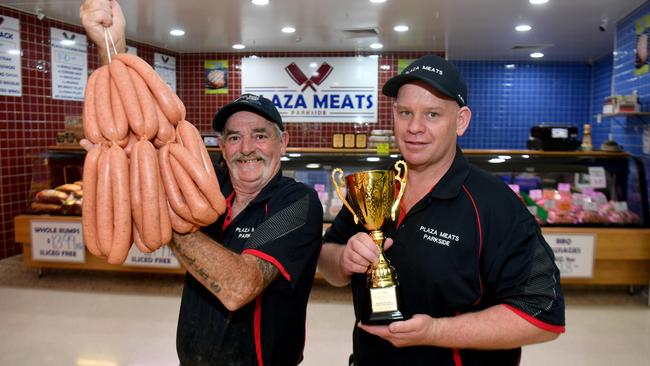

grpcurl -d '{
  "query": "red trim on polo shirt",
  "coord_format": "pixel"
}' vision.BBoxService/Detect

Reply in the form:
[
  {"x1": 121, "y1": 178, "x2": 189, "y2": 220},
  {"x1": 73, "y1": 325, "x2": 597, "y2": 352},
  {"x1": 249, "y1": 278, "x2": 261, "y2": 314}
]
[
  {"x1": 503, "y1": 304, "x2": 566, "y2": 333},
  {"x1": 243, "y1": 249, "x2": 291, "y2": 282},
  {"x1": 222, "y1": 192, "x2": 235, "y2": 231},
  {"x1": 462, "y1": 185, "x2": 484, "y2": 306},
  {"x1": 453, "y1": 348, "x2": 463, "y2": 366},
  {"x1": 254, "y1": 295, "x2": 264, "y2": 366}
]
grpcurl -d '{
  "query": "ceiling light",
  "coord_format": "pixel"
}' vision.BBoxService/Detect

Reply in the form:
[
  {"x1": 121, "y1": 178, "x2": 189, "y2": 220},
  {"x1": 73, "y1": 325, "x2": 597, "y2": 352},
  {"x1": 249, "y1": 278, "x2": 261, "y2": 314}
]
[
  {"x1": 252, "y1": 0, "x2": 269, "y2": 5},
  {"x1": 369, "y1": 0, "x2": 387, "y2": 3},
  {"x1": 232, "y1": 44, "x2": 246, "y2": 49},
  {"x1": 529, "y1": 0, "x2": 548, "y2": 4},
  {"x1": 370, "y1": 43, "x2": 383, "y2": 49},
  {"x1": 169, "y1": 29, "x2": 185, "y2": 36},
  {"x1": 60, "y1": 39, "x2": 75, "y2": 46},
  {"x1": 530, "y1": 52, "x2": 544, "y2": 58},
  {"x1": 281, "y1": 26, "x2": 296, "y2": 33},
  {"x1": 394, "y1": 25, "x2": 409, "y2": 32},
  {"x1": 515, "y1": 24, "x2": 531, "y2": 32}
]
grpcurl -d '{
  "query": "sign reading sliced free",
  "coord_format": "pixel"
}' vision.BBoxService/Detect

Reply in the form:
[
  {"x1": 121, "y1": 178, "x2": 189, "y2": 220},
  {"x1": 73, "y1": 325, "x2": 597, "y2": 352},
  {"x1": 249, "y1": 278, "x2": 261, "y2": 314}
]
[{"x1": 31, "y1": 220, "x2": 85, "y2": 263}]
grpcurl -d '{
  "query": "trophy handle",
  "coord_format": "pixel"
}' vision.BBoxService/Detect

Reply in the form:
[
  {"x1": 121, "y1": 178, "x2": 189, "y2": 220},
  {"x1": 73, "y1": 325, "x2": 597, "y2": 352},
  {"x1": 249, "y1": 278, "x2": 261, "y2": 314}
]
[
  {"x1": 331, "y1": 168, "x2": 359, "y2": 225},
  {"x1": 390, "y1": 160, "x2": 408, "y2": 221}
]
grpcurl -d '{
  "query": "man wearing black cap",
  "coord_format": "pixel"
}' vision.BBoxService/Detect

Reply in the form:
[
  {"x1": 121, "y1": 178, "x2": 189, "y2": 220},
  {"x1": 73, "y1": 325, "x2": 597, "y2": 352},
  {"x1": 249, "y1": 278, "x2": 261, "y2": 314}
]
[
  {"x1": 319, "y1": 55, "x2": 565, "y2": 365},
  {"x1": 170, "y1": 93, "x2": 324, "y2": 366}
]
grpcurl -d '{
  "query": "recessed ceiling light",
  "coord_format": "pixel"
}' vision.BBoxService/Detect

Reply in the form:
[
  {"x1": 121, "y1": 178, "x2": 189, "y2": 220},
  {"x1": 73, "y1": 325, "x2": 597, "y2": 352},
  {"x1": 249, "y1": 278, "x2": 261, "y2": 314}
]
[
  {"x1": 529, "y1": 0, "x2": 548, "y2": 4},
  {"x1": 394, "y1": 25, "x2": 409, "y2": 32},
  {"x1": 530, "y1": 52, "x2": 544, "y2": 58},
  {"x1": 370, "y1": 43, "x2": 383, "y2": 49},
  {"x1": 252, "y1": 0, "x2": 269, "y2": 5},
  {"x1": 170, "y1": 29, "x2": 185, "y2": 36},
  {"x1": 515, "y1": 24, "x2": 531, "y2": 32},
  {"x1": 369, "y1": 0, "x2": 387, "y2": 3},
  {"x1": 282, "y1": 26, "x2": 296, "y2": 33},
  {"x1": 232, "y1": 44, "x2": 246, "y2": 49}
]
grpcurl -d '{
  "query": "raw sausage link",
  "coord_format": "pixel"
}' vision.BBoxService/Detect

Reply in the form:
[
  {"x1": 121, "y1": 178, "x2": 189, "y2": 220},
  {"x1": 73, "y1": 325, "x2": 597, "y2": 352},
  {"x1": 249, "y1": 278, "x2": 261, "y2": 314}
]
[
  {"x1": 158, "y1": 144, "x2": 196, "y2": 223},
  {"x1": 132, "y1": 224, "x2": 152, "y2": 253},
  {"x1": 153, "y1": 102, "x2": 176, "y2": 148},
  {"x1": 137, "y1": 140, "x2": 162, "y2": 249},
  {"x1": 94, "y1": 66, "x2": 118, "y2": 141},
  {"x1": 81, "y1": 143, "x2": 102, "y2": 257},
  {"x1": 82, "y1": 68, "x2": 105, "y2": 144},
  {"x1": 109, "y1": 58, "x2": 144, "y2": 137},
  {"x1": 169, "y1": 153, "x2": 219, "y2": 225},
  {"x1": 114, "y1": 53, "x2": 186, "y2": 124},
  {"x1": 127, "y1": 66, "x2": 159, "y2": 140},
  {"x1": 110, "y1": 78, "x2": 129, "y2": 141},
  {"x1": 95, "y1": 146, "x2": 114, "y2": 256},
  {"x1": 167, "y1": 200, "x2": 196, "y2": 234},
  {"x1": 169, "y1": 143, "x2": 224, "y2": 215},
  {"x1": 130, "y1": 139, "x2": 144, "y2": 239},
  {"x1": 158, "y1": 175, "x2": 172, "y2": 246},
  {"x1": 177, "y1": 120, "x2": 225, "y2": 214},
  {"x1": 107, "y1": 144, "x2": 132, "y2": 264}
]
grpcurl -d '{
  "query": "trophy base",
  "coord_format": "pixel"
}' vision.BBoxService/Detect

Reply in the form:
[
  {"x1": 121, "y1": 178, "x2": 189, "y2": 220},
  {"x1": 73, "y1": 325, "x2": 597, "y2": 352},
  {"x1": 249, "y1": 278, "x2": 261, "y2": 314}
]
[{"x1": 364, "y1": 309, "x2": 407, "y2": 325}]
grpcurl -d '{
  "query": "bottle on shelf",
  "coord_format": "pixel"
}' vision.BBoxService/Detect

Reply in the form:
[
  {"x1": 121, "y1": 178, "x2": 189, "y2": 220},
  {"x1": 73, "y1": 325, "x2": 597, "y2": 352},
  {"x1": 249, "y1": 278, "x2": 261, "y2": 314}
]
[{"x1": 581, "y1": 123, "x2": 593, "y2": 151}]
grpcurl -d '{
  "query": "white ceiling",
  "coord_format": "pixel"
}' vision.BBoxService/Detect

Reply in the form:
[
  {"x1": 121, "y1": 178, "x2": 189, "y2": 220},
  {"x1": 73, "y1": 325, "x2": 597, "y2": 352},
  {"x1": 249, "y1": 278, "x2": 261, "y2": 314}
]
[{"x1": 0, "y1": 0, "x2": 645, "y2": 61}]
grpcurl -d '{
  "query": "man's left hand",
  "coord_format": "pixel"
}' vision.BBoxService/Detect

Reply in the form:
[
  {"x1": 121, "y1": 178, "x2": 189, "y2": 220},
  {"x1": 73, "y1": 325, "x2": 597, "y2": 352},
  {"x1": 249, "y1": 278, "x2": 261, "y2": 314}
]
[{"x1": 357, "y1": 314, "x2": 438, "y2": 347}]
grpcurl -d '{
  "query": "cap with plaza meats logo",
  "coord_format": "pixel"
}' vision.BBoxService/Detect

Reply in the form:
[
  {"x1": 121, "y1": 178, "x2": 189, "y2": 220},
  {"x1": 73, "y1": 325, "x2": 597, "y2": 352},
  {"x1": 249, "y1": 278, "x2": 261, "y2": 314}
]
[
  {"x1": 212, "y1": 93, "x2": 284, "y2": 133},
  {"x1": 382, "y1": 55, "x2": 468, "y2": 107}
]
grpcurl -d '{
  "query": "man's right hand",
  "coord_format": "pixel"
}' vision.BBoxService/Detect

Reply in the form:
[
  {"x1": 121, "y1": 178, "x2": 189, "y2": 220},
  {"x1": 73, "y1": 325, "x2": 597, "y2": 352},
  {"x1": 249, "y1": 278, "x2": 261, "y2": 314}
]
[
  {"x1": 79, "y1": 0, "x2": 127, "y2": 63},
  {"x1": 339, "y1": 233, "x2": 394, "y2": 276}
]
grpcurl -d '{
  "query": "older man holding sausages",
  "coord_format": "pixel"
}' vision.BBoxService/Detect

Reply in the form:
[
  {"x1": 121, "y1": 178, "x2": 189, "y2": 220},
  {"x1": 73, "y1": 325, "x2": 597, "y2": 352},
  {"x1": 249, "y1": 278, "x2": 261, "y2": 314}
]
[{"x1": 80, "y1": 1, "x2": 324, "y2": 365}]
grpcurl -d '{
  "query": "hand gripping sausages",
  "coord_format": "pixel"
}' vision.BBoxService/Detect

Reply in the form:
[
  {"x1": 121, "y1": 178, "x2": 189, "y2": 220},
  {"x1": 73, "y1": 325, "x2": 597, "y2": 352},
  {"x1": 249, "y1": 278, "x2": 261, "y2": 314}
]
[
  {"x1": 81, "y1": 143, "x2": 103, "y2": 257},
  {"x1": 107, "y1": 144, "x2": 132, "y2": 264},
  {"x1": 114, "y1": 53, "x2": 186, "y2": 124},
  {"x1": 82, "y1": 68, "x2": 105, "y2": 144}
]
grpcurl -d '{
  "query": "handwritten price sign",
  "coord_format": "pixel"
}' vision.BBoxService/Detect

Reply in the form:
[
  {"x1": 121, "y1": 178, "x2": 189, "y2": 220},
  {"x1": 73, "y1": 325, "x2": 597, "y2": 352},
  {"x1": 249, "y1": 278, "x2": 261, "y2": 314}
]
[{"x1": 31, "y1": 220, "x2": 85, "y2": 263}]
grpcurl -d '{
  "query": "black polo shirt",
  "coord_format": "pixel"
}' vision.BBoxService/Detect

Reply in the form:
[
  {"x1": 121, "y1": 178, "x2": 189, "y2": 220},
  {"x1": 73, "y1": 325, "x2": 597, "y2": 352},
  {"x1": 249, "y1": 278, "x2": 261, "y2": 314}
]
[
  {"x1": 324, "y1": 147, "x2": 565, "y2": 366},
  {"x1": 177, "y1": 169, "x2": 323, "y2": 366}
]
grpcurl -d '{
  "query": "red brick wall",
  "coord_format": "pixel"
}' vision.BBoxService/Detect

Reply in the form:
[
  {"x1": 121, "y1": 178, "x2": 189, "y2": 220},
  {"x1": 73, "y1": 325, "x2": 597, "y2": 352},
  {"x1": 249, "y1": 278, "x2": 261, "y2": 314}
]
[{"x1": 0, "y1": 5, "x2": 436, "y2": 259}]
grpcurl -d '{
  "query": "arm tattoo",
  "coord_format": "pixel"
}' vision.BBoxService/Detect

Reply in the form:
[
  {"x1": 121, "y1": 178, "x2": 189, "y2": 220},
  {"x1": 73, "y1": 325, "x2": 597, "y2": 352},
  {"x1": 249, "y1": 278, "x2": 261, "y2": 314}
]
[{"x1": 254, "y1": 256, "x2": 280, "y2": 288}]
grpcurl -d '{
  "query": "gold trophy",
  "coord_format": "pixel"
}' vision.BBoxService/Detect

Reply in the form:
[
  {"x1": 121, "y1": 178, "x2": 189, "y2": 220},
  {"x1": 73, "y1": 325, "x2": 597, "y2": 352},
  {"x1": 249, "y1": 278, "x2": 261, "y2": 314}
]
[{"x1": 332, "y1": 160, "x2": 408, "y2": 324}]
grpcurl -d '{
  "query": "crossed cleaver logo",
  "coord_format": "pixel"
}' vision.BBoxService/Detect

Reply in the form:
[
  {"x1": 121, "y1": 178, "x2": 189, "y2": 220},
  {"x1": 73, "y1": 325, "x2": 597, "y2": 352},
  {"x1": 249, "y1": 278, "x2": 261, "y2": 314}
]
[{"x1": 285, "y1": 62, "x2": 333, "y2": 92}]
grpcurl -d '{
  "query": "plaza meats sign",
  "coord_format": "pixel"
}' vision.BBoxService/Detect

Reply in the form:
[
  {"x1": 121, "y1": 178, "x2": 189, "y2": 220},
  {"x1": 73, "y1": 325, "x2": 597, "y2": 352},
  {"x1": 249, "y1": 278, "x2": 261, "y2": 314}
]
[{"x1": 241, "y1": 57, "x2": 378, "y2": 123}]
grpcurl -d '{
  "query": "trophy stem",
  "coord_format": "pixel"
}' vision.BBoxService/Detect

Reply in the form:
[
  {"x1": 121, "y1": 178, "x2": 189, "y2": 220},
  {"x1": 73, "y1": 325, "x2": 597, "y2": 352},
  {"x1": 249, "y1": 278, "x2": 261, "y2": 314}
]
[{"x1": 368, "y1": 230, "x2": 397, "y2": 288}]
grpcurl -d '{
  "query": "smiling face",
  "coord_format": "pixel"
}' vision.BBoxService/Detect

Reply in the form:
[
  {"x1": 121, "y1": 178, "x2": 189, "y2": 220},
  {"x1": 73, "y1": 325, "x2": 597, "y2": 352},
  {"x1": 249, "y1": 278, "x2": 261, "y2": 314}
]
[
  {"x1": 219, "y1": 111, "x2": 288, "y2": 194},
  {"x1": 392, "y1": 81, "x2": 471, "y2": 173}
]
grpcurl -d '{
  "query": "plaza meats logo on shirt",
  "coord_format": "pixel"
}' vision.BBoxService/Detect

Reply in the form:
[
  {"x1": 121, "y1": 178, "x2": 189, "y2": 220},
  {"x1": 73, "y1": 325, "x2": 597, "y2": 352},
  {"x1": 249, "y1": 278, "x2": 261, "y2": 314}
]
[
  {"x1": 235, "y1": 226, "x2": 254, "y2": 239},
  {"x1": 419, "y1": 226, "x2": 460, "y2": 247}
]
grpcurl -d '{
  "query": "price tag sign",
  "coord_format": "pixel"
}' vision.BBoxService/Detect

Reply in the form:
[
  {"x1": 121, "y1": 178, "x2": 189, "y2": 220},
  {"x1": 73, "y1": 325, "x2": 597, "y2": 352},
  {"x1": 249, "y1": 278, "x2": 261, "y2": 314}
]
[
  {"x1": 31, "y1": 220, "x2": 85, "y2": 263},
  {"x1": 124, "y1": 244, "x2": 180, "y2": 268},
  {"x1": 544, "y1": 233, "x2": 595, "y2": 278},
  {"x1": 588, "y1": 166, "x2": 607, "y2": 189}
]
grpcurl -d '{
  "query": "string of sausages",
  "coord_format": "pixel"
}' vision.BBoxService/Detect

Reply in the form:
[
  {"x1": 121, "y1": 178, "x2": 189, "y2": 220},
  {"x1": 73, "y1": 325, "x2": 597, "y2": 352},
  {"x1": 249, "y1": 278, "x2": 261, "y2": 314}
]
[{"x1": 81, "y1": 51, "x2": 226, "y2": 264}]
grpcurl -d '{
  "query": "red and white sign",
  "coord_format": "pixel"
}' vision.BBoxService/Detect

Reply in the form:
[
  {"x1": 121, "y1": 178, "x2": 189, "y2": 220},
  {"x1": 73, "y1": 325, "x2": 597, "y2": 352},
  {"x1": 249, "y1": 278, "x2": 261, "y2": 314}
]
[{"x1": 241, "y1": 57, "x2": 378, "y2": 123}]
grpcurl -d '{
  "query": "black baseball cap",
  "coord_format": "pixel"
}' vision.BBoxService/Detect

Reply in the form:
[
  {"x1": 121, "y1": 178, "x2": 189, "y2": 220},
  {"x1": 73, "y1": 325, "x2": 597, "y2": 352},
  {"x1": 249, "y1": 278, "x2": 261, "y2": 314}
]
[
  {"x1": 382, "y1": 55, "x2": 467, "y2": 107},
  {"x1": 212, "y1": 93, "x2": 284, "y2": 133}
]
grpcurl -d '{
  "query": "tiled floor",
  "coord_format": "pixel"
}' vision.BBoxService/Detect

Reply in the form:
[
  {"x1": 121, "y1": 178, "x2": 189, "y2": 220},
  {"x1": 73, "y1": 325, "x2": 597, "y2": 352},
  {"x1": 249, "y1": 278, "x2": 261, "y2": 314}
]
[{"x1": 0, "y1": 256, "x2": 649, "y2": 366}]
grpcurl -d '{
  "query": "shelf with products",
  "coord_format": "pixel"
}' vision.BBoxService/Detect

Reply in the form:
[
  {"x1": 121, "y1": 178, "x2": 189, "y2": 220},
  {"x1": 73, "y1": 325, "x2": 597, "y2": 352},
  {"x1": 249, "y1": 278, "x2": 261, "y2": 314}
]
[{"x1": 24, "y1": 146, "x2": 650, "y2": 286}]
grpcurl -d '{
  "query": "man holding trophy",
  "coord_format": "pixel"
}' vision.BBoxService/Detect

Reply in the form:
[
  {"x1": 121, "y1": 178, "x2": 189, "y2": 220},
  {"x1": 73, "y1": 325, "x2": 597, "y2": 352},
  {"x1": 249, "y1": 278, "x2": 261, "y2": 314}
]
[{"x1": 319, "y1": 55, "x2": 565, "y2": 365}]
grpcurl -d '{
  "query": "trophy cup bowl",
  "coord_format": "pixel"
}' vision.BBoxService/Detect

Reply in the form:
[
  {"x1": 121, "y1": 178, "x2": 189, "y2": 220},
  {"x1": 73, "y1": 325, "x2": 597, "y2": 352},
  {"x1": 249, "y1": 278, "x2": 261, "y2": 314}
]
[{"x1": 332, "y1": 160, "x2": 408, "y2": 324}]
